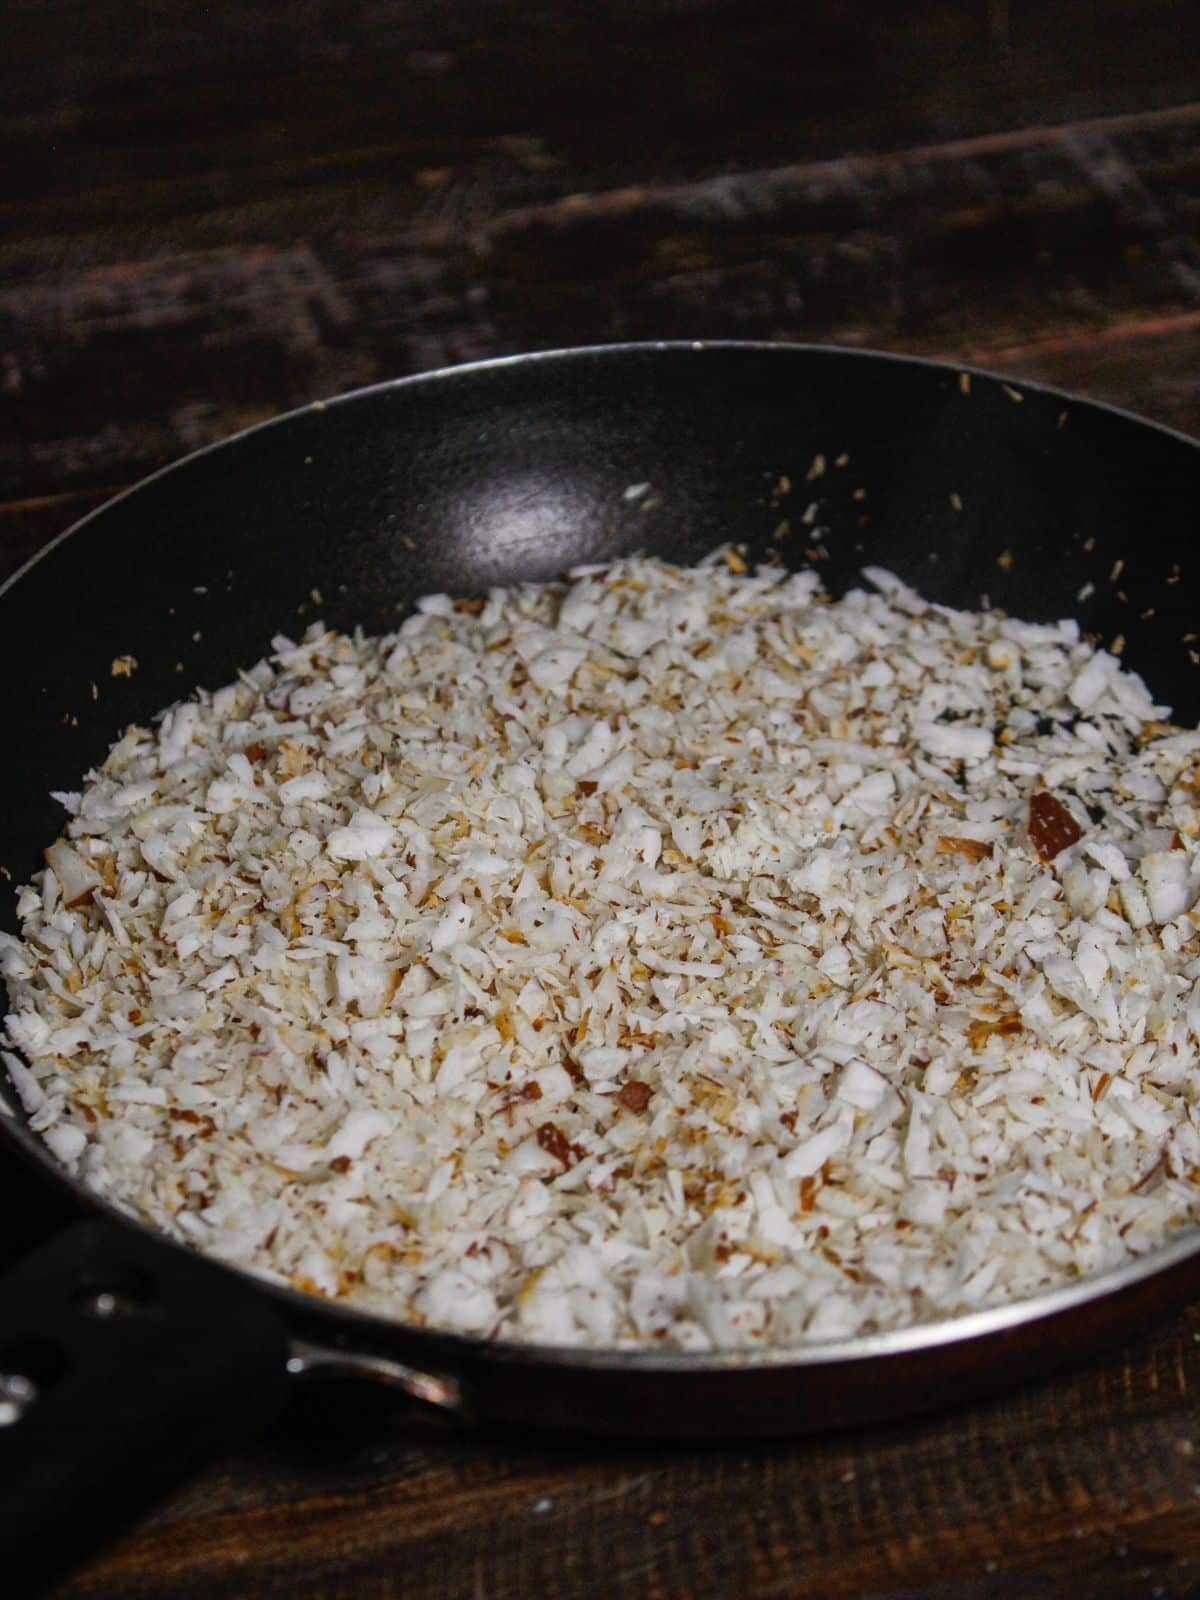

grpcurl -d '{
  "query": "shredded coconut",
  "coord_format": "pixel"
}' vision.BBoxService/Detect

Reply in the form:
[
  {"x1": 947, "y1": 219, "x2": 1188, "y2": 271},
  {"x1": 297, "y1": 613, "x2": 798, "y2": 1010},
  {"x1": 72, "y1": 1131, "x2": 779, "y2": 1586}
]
[{"x1": 6, "y1": 552, "x2": 1200, "y2": 1351}]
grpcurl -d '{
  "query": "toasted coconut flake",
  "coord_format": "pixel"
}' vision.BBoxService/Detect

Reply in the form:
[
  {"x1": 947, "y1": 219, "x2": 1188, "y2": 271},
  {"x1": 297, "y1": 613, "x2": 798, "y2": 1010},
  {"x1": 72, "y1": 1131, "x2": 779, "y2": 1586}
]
[
  {"x1": 44, "y1": 841, "x2": 101, "y2": 909},
  {"x1": 1029, "y1": 791, "x2": 1083, "y2": 862},
  {"x1": 937, "y1": 835, "x2": 993, "y2": 863}
]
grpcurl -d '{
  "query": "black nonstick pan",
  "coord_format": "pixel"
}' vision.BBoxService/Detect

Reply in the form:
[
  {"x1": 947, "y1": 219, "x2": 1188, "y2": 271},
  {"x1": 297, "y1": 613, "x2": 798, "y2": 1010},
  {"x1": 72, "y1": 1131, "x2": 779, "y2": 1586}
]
[{"x1": 3, "y1": 342, "x2": 1200, "y2": 1591}]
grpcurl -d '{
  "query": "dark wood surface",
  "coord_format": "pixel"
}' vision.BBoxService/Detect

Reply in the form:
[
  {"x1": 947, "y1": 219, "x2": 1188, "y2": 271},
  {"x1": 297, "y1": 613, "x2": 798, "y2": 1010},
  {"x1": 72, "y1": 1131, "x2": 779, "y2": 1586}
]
[{"x1": 4, "y1": 3, "x2": 1200, "y2": 1595}]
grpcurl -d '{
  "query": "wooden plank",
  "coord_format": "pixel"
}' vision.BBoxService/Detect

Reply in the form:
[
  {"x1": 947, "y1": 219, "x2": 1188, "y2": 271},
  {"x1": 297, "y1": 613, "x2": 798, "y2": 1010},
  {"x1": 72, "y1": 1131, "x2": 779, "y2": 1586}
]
[
  {"x1": 968, "y1": 312, "x2": 1200, "y2": 434},
  {"x1": 3, "y1": 104, "x2": 1198, "y2": 512},
  {"x1": 4, "y1": 2, "x2": 1200, "y2": 211},
  {"x1": 49, "y1": 1307, "x2": 1200, "y2": 1598}
]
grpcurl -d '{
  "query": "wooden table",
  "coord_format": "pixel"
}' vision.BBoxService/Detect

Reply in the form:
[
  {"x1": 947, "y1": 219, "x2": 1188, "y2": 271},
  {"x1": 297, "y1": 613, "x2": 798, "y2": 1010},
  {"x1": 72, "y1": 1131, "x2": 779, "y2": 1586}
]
[{"x1": 4, "y1": 4, "x2": 1200, "y2": 1594}]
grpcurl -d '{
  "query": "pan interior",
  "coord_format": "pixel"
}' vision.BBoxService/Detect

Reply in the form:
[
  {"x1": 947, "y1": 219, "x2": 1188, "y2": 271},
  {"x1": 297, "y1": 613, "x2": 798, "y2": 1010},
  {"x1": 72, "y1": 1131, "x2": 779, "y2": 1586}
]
[{"x1": 3, "y1": 342, "x2": 1200, "y2": 1376}]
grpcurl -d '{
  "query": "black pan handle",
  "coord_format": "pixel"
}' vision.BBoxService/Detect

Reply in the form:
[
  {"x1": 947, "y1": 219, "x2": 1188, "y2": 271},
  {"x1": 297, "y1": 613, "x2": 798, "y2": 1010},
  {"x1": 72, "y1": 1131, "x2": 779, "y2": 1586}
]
[{"x1": 0, "y1": 1220, "x2": 292, "y2": 1594}]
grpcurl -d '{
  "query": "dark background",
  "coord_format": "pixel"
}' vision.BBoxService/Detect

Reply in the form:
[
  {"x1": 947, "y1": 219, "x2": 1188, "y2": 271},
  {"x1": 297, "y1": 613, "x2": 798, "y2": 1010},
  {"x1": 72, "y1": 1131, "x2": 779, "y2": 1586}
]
[{"x1": 4, "y1": 3, "x2": 1200, "y2": 1596}]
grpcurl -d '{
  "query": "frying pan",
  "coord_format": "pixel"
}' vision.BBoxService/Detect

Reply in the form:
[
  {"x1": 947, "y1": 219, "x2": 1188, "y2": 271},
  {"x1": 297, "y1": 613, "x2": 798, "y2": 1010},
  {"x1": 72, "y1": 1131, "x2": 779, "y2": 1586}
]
[{"x1": 3, "y1": 342, "x2": 1200, "y2": 1590}]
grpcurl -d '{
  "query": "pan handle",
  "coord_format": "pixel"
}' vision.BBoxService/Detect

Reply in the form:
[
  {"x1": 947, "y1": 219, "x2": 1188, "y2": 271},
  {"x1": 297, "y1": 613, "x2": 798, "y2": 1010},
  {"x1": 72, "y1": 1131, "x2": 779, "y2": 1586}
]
[
  {"x1": 286, "y1": 1335, "x2": 470, "y2": 1415},
  {"x1": 0, "y1": 1219, "x2": 292, "y2": 1594}
]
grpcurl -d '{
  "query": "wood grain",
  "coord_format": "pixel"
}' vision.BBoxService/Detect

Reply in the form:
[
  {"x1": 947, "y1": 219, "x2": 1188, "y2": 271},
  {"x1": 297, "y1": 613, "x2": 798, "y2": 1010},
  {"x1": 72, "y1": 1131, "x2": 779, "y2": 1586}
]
[
  {"x1": 50, "y1": 1307, "x2": 1200, "y2": 1599},
  {"x1": 4, "y1": 97, "x2": 1200, "y2": 520},
  {"x1": 3, "y1": 2, "x2": 1200, "y2": 1596}
]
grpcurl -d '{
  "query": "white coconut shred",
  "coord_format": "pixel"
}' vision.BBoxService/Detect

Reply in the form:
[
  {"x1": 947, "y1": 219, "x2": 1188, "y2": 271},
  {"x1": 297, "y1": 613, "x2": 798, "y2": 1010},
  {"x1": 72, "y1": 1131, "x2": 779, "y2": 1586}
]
[{"x1": 6, "y1": 551, "x2": 1200, "y2": 1351}]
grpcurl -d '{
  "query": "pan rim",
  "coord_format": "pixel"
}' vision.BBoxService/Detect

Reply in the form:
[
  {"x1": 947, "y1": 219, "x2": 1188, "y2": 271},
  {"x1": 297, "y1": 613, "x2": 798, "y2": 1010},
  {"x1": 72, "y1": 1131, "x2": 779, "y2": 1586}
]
[
  {"x1": 4, "y1": 337, "x2": 1200, "y2": 1378},
  {"x1": 3, "y1": 336, "x2": 1199, "y2": 613},
  {"x1": 6, "y1": 1104, "x2": 1200, "y2": 1375}
]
